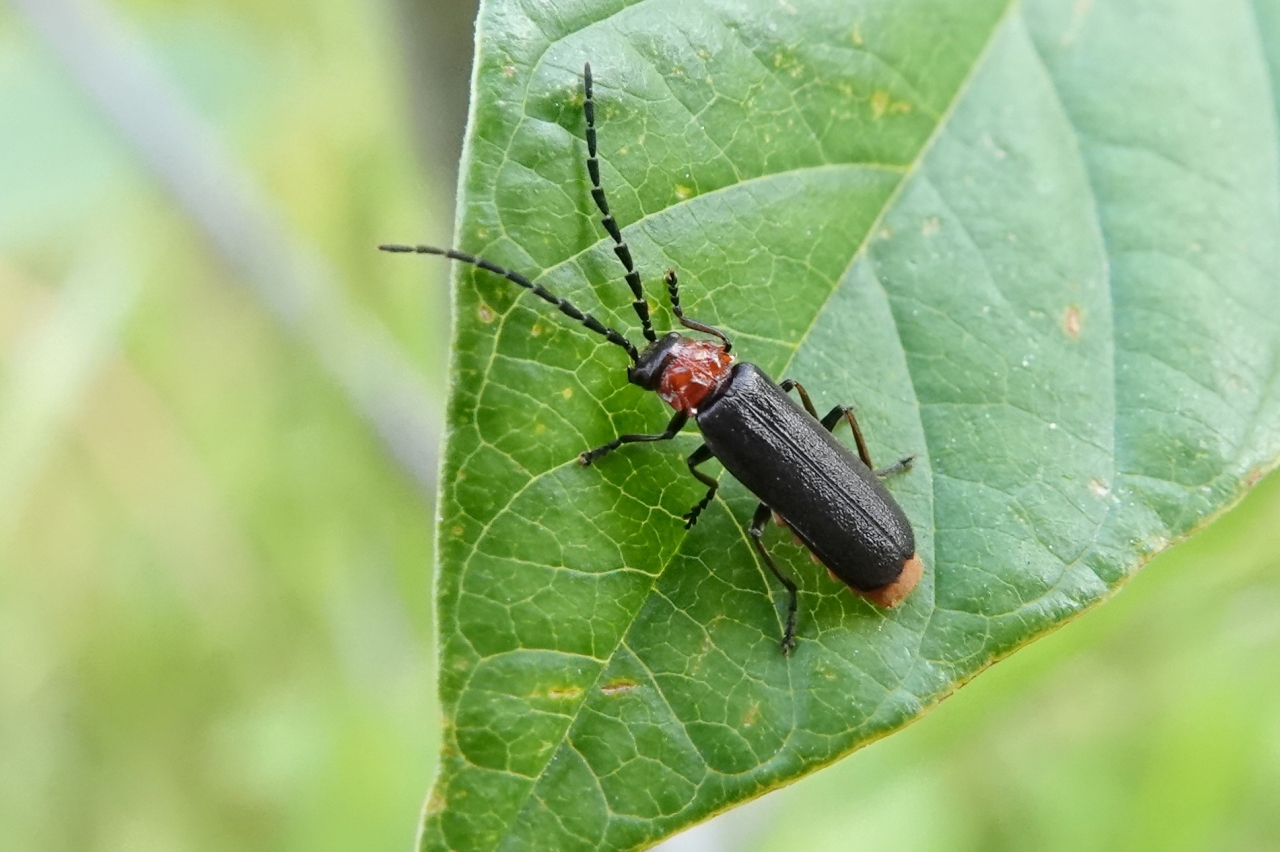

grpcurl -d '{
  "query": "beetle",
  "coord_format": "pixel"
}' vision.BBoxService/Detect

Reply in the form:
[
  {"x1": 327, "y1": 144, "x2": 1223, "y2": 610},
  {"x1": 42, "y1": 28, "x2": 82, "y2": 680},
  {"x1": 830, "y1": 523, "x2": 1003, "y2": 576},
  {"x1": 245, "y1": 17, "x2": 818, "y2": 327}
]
[{"x1": 382, "y1": 63, "x2": 921, "y2": 653}]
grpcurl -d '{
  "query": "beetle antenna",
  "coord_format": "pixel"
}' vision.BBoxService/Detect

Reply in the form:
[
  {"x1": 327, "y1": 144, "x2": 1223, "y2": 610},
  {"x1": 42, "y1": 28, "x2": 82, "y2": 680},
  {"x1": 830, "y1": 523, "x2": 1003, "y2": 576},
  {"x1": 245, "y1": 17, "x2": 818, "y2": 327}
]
[
  {"x1": 583, "y1": 63, "x2": 658, "y2": 343},
  {"x1": 379, "y1": 244, "x2": 640, "y2": 361},
  {"x1": 665, "y1": 270, "x2": 732, "y2": 353}
]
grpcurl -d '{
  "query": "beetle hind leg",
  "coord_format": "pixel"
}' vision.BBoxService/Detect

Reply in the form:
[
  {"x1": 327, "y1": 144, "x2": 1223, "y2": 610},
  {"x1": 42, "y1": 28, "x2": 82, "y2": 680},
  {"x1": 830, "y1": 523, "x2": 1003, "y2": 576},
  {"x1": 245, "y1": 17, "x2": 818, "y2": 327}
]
[
  {"x1": 749, "y1": 502, "x2": 798, "y2": 655},
  {"x1": 682, "y1": 444, "x2": 718, "y2": 529}
]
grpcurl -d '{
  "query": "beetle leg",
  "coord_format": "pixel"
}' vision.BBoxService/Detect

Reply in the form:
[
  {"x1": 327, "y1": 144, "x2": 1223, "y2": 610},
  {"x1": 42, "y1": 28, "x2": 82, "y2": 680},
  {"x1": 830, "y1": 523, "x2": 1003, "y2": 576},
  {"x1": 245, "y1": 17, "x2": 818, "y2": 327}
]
[
  {"x1": 778, "y1": 378, "x2": 819, "y2": 419},
  {"x1": 816, "y1": 405, "x2": 875, "y2": 469},
  {"x1": 785, "y1": 382, "x2": 911, "y2": 476},
  {"x1": 749, "y1": 502, "x2": 798, "y2": 655},
  {"x1": 874, "y1": 456, "x2": 915, "y2": 478},
  {"x1": 682, "y1": 444, "x2": 718, "y2": 529},
  {"x1": 578, "y1": 411, "x2": 688, "y2": 466},
  {"x1": 818, "y1": 405, "x2": 913, "y2": 478},
  {"x1": 819, "y1": 405, "x2": 915, "y2": 477}
]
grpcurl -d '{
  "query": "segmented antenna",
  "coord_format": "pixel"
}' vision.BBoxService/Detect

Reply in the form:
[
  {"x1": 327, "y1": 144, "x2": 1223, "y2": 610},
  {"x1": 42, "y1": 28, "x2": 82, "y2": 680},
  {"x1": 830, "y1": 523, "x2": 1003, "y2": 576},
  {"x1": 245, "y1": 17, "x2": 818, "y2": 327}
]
[
  {"x1": 664, "y1": 270, "x2": 732, "y2": 353},
  {"x1": 583, "y1": 63, "x2": 658, "y2": 343},
  {"x1": 379, "y1": 244, "x2": 640, "y2": 361}
]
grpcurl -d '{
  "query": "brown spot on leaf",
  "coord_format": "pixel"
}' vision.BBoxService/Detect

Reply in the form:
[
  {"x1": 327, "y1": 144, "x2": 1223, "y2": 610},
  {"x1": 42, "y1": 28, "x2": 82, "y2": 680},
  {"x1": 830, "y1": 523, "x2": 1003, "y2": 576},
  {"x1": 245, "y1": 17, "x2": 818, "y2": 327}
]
[
  {"x1": 425, "y1": 787, "x2": 447, "y2": 816},
  {"x1": 1063, "y1": 305, "x2": 1083, "y2": 340},
  {"x1": 870, "y1": 90, "x2": 890, "y2": 118},
  {"x1": 600, "y1": 680, "x2": 638, "y2": 696}
]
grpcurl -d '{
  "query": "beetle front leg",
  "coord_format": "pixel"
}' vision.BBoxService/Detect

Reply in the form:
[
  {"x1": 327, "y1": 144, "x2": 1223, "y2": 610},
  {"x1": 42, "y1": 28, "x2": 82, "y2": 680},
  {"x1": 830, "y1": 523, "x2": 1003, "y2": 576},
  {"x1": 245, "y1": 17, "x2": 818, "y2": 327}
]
[
  {"x1": 682, "y1": 444, "x2": 718, "y2": 529},
  {"x1": 749, "y1": 502, "x2": 798, "y2": 655},
  {"x1": 578, "y1": 411, "x2": 688, "y2": 466}
]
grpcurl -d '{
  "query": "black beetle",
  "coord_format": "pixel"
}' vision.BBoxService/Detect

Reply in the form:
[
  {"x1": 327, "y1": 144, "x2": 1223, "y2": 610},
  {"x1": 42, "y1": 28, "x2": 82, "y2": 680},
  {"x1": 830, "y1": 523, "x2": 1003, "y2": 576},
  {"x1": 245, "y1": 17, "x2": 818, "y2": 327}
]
[{"x1": 382, "y1": 63, "x2": 920, "y2": 653}]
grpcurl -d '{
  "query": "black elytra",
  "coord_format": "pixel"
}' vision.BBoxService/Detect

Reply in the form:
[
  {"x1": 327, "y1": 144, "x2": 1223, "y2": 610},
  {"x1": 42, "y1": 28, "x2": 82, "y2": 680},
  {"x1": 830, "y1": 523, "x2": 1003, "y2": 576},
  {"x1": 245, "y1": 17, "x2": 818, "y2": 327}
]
[{"x1": 381, "y1": 63, "x2": 921, "y2": 654}]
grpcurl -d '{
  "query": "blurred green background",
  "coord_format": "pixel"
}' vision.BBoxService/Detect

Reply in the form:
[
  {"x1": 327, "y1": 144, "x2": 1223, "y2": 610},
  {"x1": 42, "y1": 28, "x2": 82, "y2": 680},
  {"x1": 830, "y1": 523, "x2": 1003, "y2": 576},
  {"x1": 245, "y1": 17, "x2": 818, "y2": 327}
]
[{"x1": 2, "y1": 1, "x2": 1279, "y2": 851}]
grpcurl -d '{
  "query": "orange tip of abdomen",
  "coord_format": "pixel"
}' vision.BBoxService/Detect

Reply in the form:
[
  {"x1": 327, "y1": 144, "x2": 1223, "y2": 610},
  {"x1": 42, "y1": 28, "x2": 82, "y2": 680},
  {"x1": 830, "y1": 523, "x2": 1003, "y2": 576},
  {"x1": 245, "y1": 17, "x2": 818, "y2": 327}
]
[{"x1": 860, "y1": 552, "x2": 923, "y2": 608}]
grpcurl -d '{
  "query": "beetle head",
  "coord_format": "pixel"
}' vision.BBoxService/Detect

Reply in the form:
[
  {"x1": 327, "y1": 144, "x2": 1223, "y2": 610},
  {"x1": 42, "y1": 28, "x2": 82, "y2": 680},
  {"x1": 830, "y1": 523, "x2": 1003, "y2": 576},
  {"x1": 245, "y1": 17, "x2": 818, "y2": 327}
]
[
  {"x1": 630, "y1": 333, "x2": 734, "y2": 415},
  {"x1": 627, "y1": 332, "x2": 684, "y2": 390}
]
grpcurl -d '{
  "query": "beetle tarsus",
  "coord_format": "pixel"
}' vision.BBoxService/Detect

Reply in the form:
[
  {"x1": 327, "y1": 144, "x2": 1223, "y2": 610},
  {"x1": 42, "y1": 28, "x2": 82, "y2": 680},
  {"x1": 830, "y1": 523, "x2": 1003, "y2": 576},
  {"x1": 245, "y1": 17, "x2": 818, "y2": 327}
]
[
  {"x1": 682, "y1": 501, "x2": 709, "y2": 529},
  {"x1": 875, "y1": 456, "x2": 914, "y2": 478}
]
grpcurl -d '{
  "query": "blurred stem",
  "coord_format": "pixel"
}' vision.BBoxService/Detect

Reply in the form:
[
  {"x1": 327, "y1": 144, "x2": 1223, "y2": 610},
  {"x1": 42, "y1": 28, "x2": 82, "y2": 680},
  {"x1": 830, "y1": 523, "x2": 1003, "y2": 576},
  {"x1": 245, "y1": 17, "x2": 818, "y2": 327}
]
[
  {"x1": 388, "y1": 0, "x2": 479, "y2": 216},
  {"x1": 9, "y1": 0, "x2": 442, "y2": 497},
  {"x1": 0, "y1": 253, "x2": 140, "y2": 547}
]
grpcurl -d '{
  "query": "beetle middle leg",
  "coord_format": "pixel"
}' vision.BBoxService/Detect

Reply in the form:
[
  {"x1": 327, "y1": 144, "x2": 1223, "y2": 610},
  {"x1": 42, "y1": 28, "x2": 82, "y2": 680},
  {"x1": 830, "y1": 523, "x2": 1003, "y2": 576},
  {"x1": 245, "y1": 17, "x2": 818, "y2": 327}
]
[
  {"x1": 782, "y1": 378, "x2": 912, "y2": 477},
  {"x1": 579, "y1": 411, "x2": 688, "y2": 466},
  {"x1": 749, "y1": 502, "x2": 798, "y2": 655},
  {"x1": 779, "y1": 378, "x2": 820, "y2": 419},
  {"x1": 818, "y1": 405, "x2": 914, "y2": 477}
]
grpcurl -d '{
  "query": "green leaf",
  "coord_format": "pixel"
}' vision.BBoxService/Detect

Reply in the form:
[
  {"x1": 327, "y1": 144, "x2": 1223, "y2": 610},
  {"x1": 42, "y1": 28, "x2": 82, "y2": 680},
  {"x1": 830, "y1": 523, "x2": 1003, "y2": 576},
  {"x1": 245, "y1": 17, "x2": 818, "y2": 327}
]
[{"x1": 423, "y1": 0, "x2": 1280, "y2": 848}]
